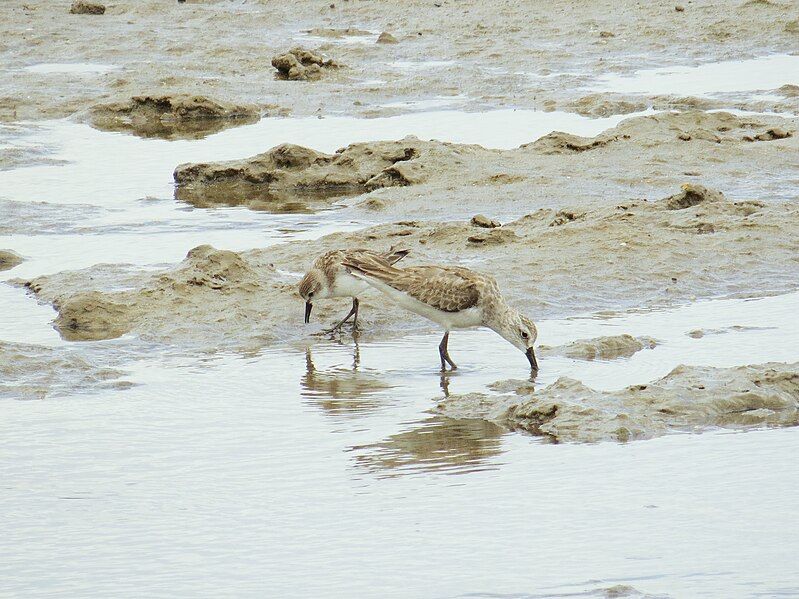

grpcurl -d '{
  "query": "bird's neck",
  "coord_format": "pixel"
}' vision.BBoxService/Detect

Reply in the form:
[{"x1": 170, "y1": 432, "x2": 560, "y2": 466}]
[{"x1": 485, "y1": 302, "x2": 517, "y2": 334}]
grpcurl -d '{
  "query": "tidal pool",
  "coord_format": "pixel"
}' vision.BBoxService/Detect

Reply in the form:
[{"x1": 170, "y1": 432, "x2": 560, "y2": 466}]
[{"x1": 595, "y1": 54, "x2": 799, "y2": 96}]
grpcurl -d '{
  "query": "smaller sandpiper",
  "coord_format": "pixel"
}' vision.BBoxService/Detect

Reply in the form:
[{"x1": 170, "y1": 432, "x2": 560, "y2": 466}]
[
  {"x1": 299, "y1": 247, "x2": 410, "y2": 332},
  {"x1": 341, "y1": 258, "x2": 538, "y2": 371}
]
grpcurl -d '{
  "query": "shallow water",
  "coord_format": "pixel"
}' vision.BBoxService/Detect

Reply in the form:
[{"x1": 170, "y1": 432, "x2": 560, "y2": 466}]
[
  {"x1": 596, "y1": 54, "x2": 799, "y2": 96},
  {"x1": 2, "y1": 323, "x2": 798, "y2": 597},
  {"x1": 1, "y1": 106, "x2": 798, "y2": 598}
]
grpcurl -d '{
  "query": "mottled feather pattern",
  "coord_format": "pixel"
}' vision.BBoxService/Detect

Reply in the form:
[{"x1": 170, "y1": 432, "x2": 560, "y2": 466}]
[
  {"x1": 392, "y1": 267, "x2": 482, "y2": 313},
  {"x1": 342, "y1": 260, "x2": 494, "y2": 313}
]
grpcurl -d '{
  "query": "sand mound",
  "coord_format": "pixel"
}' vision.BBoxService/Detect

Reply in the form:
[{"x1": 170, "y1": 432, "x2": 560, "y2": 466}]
[
  {"x1": 558, "y1": 334, "x2": 658, "y2": 361},
  {"x1": 438, "y1": 362, "x2": 799, "y2": 443},
  {"x1": 87, "y1": 94, "x2": 259, "y2": 139},
  {"x1": 271, "y1": 47, "x2": 339, "y2": 81},
  {"x1": 0, "y1": 249, "x2": 23, "y2": 271},
  {"x1": 173, "y1": 137, "x2": 438, "y2": 209}
]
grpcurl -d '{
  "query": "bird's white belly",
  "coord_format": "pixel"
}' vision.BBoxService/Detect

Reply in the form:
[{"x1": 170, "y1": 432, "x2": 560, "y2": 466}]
[
  {"x1": 378, "y1": 282, "x2": 483, "y2": 330},
  {"x1": 331, "y1": 272, "x2": 371, "y2": 298}
]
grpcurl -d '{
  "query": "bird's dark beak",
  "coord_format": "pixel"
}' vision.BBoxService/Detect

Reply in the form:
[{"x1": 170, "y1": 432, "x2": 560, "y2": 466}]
[
  {"x1": 304, "y1": 301, "x2": 312, "y2": 324},
  {"x1": 526, "y1": 346, "x2": 539, "y2": 371}
]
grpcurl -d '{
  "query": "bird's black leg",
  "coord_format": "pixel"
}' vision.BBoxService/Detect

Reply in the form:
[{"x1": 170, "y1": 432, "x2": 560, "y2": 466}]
[
  {"x1": 325, "y1": 298, "x2": 359, "y2": 334},
  {"x1": 351, "y1": 297, "x2": 359, "y2": 330},
  {"x1": 439, "y1": 331, "x2": 458, "y2": 371}
]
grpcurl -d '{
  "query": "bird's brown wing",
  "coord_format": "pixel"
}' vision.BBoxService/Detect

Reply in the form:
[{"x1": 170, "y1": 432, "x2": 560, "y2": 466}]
[
  {"x1": 382, "y1": 246, "x2": 411, "y2": 265},
  {"x1": 393, "y1": 266, "x2": 480, "y2": 312},
  {"x1": 343, "y1": 259, "x2": 481, "y2": 313}
]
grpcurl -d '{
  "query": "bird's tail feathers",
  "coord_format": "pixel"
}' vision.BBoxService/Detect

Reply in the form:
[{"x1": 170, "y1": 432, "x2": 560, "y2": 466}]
[
  {"x1": 384, "y1": 245, "x2": 410, "y2": 265},
  {"x1": 342, "y1": 254, "x2": 405, "y2": 282}
]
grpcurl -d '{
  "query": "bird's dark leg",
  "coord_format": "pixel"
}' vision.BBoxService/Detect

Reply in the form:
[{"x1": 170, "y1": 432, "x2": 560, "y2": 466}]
[
  {"x1": 439, "y1": 372, "x2": 451, "y2": 397},
  {"x1": 325, "y1": 298, "x2": 359, "y2": 334},
  {"x1": 439, "y1": 331, "x2": 458, "y2": 371}
]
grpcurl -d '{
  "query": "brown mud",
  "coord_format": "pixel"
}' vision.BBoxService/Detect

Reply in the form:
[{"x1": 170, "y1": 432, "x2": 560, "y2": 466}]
[
  {"x1": 437, "y1": 362, "x2": 799, "y2": 443},
  {"x1": 85, "y1": 94, "x2": 260, "y2": 140},
  {"x1": 17, "y1": 176, "x2": 799, "y2": 346},
  {"x1": 3, "y1": 0, "x2": 799, "y2": 121},
  {"x1": 173, "y1": 137, "x2": 434, "y2": 209},
  {"x1": 0, "y1": 250, "x2": 24, "y2": 271},
  {"x1": 271, "y1": 47, "x2": 340, "y2": 81}
]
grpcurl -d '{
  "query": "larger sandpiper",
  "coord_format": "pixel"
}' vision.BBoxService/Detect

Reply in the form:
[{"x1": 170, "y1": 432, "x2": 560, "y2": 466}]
[
  {"x1": 299, "y1": 247, "x2": 410, "y2": 331},
  {"x1": 341, "y1": 257, "x2": 538, "y2": 371}
]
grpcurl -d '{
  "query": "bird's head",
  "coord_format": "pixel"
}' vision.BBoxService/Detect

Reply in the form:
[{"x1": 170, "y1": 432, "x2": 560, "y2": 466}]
[
  {"x1": 299, "y1": 271, "x2": 324, "y2": 323},
  {"x1": 493, "y1": 311, "x2": 539, "y2": 371}
]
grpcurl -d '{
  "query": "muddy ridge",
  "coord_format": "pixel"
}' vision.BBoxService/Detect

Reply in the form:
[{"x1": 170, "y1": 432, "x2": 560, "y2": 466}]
[
  {"x1": 437, "y1": 362, "x2": 799, "y2": 443},
  {"x1": 17, "y1": 174, "x2": 799, "y2": 349},
  {"x1": 173, "y1": 137, "x2": 443, "y2": 209},
  {"x1": 86, "y1": 94, "x2": 260, "y2": 140}
]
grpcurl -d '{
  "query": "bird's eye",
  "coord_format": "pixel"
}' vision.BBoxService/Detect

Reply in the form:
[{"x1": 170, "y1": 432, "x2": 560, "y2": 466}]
[
  {"x1": 307, "y1": 292, "x2": 314, "y2": 299},
  {"x1": 520, "y1": 330, "x2": 529, "y2": 340}
]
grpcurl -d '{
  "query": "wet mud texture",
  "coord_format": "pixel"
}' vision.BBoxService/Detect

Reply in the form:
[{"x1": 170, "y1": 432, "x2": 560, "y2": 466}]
[
  {"x1": 4, "y1": 0, "x2": 799, "y2": 121},
  {"x1": 86, "y1": 95, "x2": 260, "y2": 140},
  {"x1": 69, "y1": 1, "x2": 105, "y2": 15},
  {"x1": 0, "y1": 250, "x2": 24, "y2": 271},
  {"x1": 173, "y1": 137, "x2": 436, "y2": 210},
  {"x1": 549, "y1": 334, "x2": 658, "y2": 361},
  {"x1": 20, "y1": 171, "x2": 799, "y2": 347},
  {"x1": 271, "y1": 47, "x2": 339, "y2": 81},
  {"x1": 20, "y1": 245, "x2": 291, "y2": 345},
  {"x1": 437, "y1": 362, "x2": 799, "y2": 443}
]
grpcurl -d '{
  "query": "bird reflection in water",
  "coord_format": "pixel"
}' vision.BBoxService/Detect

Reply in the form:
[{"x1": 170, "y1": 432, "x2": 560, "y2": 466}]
[
  {"x1": 302, "y1": 339, "x2": 392, "y2": 417},
  {"x1": 350, "y1": 416, "x2": 506, "y2": 477}
]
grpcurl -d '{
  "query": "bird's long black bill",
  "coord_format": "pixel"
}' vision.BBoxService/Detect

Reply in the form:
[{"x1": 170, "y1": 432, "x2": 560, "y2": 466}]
[
  {"x1": 304, "y1": 301, "x2": 312, "y2": 324},
  {"x1": 526, "y1": 347, "x2": 539, "y2": 371}
]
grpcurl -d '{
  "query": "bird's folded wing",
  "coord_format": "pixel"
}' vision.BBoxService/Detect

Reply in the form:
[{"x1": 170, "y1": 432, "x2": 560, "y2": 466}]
[
  {"x1": 397, "y1": 267, "x2": 480, "y2": 312},
  {"x1": 345, "y1": 260, "x2": 480, "y2": 313}
]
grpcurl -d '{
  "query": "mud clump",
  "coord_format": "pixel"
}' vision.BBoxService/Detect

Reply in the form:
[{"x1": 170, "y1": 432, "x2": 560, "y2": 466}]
[
  {"x1": 438, "y1": 362, "x2": 799, "y2": 443},
  {"x1": 560, "y1": 334, "x2": 657, "y2": 361},
  {"x1": 174, "y1": 138, "x2": 433, "y2": 210},
  {"x1": 0, "y1": 249, "x2": 23, "y2": 271},
  {"x1": 87, "y1": 95, "x2": 260, "y2": 140},
  {"x1": 53, "y1": 293, "x2": 131, "y2": 342},
  {"x1": 523, "y1": 130, "x2": 624, "y2": 154},
  {"x1": 70, "y1": 1, "x2": 105, "y2": 15},
  {"x1": 377, "y1": 31, "x2": 399, "y2": 44},
  {"x1": 662, "y1": 183, "x2": 726, "y2": 210},
  {"x1": 25, "y1": 245, "x2": 294, "y2": 345},
  {"x1": 471, "y1": 214, "x2": 501, "y2": 228},
  {"x1": 271, "y1": 47, "x2": 339, "y2": 81},
  {"x1": 779, "y1": 84, "x2": 799, "y2": 97},
  {"x1": 743, "y1": 127, "x2": 793, "y2": 142},
  {"x1": 567, "y1": 94, "x2": 647, "y2": 118},
  {"x1": 466, "y1": 229, "x2": 517, "y2": 245},
  {"x1": 172, "y1": 244, "x2": 258, "y2": 291}
]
